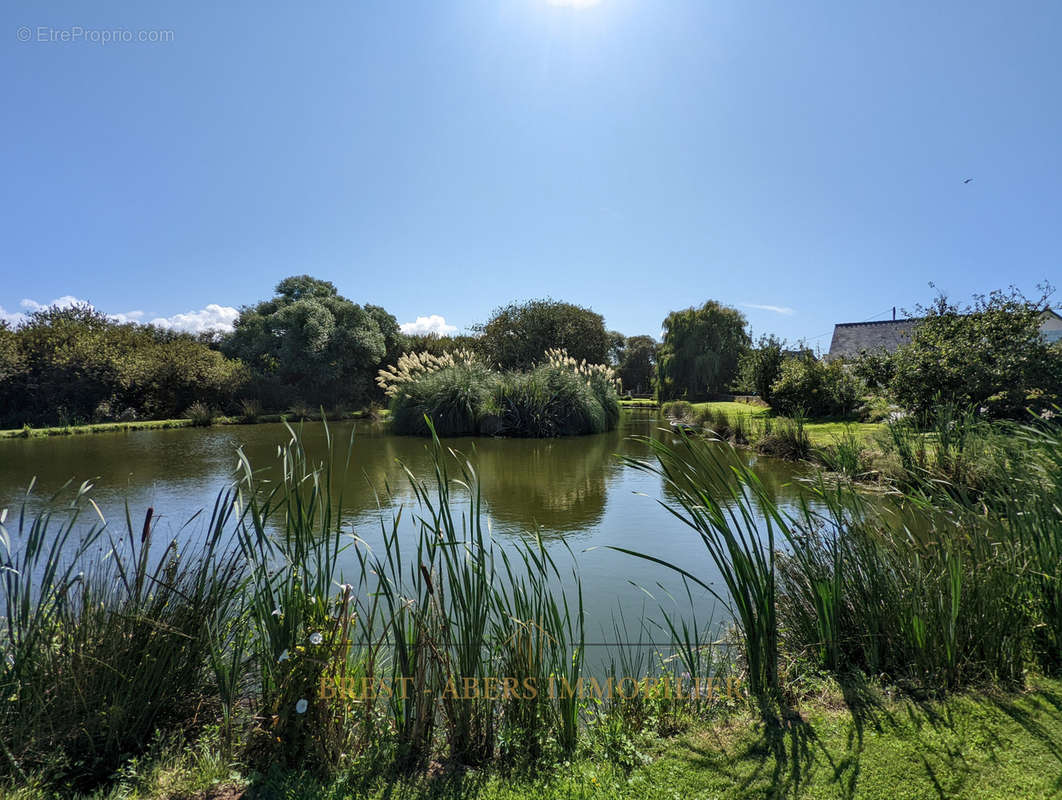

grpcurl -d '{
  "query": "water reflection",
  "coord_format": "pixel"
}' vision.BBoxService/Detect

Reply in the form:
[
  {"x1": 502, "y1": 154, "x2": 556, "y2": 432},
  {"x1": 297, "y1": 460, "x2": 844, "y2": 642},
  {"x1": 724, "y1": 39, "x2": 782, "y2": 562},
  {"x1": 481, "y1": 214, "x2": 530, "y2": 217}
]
[{"x1": 0, "y1": 411, "x2": 825, "y2": 663}]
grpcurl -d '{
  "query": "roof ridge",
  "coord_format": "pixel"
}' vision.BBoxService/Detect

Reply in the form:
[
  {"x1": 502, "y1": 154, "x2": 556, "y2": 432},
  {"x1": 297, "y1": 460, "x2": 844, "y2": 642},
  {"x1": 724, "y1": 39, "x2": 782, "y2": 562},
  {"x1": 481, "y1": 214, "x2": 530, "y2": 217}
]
[{"x1": 834, "y1": 318, "x2": 921, "y2": 327}]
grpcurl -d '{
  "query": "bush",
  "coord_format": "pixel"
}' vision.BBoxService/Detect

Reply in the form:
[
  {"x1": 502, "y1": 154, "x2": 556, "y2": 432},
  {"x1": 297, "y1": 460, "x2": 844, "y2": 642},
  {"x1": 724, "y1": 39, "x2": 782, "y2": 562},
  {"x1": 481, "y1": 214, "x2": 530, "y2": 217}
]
[
  {"x1": 0, "y1": 502, "x2": 244, "y2": 789},
  {"x1": 753, "y1": 414, "x2": 812, "y2": 460},
  {"x1": 736, "y1": 334, "x2": 785, "y2": 401},
  {"x1": 889, "y1": 289, "x2": 1062, "y2": 419},
  {"x1": 0, "y1": 305, "x2": 249, "y2": 428},
  {"x1": 661, "y1": 400, "x2": 695, "y2": 420},
  {"x1": 185, "y1": 401, "x2": 215, "y2": 426},
  {"x1": 770, "y1": 356, "x2": 865, "y2": 418},
  {"x1": 239, "y1": 397, "x2": 262, "y2": 422},
  {"x1": 390, "y1": 362, "x2": 499, "y2": 436},
  {"x1": 386, "y1": 349, "x2": 619, "y2": 438}
]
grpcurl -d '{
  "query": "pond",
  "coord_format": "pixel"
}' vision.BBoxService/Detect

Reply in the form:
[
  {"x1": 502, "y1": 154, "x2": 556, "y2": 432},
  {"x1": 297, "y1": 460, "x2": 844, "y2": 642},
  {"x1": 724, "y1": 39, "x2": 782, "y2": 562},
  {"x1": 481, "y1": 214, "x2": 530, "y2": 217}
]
[{"x1": 0, "y1": 410, "x2": 813, "y2": 664}]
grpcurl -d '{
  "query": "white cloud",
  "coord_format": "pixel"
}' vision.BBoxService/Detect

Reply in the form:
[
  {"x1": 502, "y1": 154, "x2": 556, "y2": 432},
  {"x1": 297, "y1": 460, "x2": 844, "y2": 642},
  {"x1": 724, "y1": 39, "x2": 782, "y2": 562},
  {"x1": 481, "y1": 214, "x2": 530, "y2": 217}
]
[
  {"x1": 20, "y1": 295, "x2": 86, "y2": 312},
  {"x1": 5, "y1": 295, "x2": 238, "y2": 334},
  {"x1": 400, "y1": 315, "x2": 458, "y2": 337},
  {"x1": 109, "y1": 310, "x2": 146, "y2": 324},
  {"x1": 742, "y1": 303, "x2": 795, "y2": 316},
  {"x1": 150, "y1": 304, "x2": 239, "y2": 334},
  {"x1": 0, "y1": 306, "x2": 25, "y2": 326}
]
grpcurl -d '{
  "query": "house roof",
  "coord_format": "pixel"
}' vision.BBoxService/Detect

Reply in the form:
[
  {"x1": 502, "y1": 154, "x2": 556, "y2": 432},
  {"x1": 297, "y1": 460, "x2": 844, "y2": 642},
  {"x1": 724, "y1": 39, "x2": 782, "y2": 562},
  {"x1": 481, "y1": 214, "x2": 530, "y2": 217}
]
[
  {"x1": 827, "y1": 319, "x2": 920, "y2": 360},
  {"x1": 827, "y1": 307, "x2": 1062, "y2": 360}
]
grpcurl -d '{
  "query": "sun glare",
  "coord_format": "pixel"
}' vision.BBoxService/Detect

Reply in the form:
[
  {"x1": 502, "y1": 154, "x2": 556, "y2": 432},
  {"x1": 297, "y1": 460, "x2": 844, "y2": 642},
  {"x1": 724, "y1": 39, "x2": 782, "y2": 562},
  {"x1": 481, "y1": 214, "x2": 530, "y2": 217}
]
[{"x1": 547, "y1": 0, "x2": 602, "y2": 8}]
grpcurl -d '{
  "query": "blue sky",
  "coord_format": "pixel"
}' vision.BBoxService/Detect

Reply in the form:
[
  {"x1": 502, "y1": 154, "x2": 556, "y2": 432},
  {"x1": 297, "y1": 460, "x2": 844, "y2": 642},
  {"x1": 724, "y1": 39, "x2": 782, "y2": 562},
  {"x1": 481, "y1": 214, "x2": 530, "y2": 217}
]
[{"x1": 3, "y1": 0, "x2": 1060, "y2": 348}]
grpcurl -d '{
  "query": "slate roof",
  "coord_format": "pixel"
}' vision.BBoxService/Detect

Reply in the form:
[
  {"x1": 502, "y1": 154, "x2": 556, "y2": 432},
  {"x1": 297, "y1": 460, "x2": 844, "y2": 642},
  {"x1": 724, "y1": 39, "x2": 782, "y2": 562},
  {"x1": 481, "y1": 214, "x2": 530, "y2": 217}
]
[
  {"x1": 827, "y1": 319, "x2": 921, "y2": 360},
  {"x1": 827, "y1": 308, "x2": 1062, "y2": 359}
]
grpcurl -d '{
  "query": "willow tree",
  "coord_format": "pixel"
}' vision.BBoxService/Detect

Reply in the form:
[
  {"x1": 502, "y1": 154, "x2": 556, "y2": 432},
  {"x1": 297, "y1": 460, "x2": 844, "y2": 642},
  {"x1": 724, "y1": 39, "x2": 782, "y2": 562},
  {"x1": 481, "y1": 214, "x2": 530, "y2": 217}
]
[{"x1": 657, "y1": 301, "x2": 749, "y2": 400}]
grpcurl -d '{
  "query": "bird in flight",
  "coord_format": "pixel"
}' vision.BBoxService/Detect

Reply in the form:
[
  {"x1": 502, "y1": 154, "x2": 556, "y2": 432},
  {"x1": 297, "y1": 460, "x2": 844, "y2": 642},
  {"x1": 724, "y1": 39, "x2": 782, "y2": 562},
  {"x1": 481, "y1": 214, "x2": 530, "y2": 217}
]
[{"x1": 963, "y1": 178, "x2": 973, "y2": 184}]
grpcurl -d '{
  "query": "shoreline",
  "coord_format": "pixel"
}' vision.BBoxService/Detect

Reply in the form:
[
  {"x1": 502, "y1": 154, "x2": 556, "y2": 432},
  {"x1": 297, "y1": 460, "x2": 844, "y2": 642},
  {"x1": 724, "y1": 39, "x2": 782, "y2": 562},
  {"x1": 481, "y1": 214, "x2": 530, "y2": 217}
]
[{"x1": 0, "y1": 410, "x2": 383, "y2": 440}]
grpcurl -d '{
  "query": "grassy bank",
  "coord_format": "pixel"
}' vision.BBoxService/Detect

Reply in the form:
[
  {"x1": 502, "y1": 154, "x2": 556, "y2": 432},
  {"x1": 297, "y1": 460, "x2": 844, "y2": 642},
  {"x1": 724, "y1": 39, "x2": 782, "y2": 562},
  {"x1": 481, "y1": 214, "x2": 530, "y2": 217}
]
[
  {"x1": 686, "y1": 401, "x2": 885, "y2": 446},
  {"x1": 4, "y1": 677, "x2": 1060, "y2": 799},
  {"x1": 0, "y1": 410, "x2": 383, "y2": 440}
]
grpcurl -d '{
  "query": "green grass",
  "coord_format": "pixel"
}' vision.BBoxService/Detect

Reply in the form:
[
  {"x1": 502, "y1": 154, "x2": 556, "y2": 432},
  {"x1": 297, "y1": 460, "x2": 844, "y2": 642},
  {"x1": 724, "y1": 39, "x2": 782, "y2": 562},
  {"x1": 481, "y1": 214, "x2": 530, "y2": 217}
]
[
  {"x1": 7, "y1": 677, "x2": 1059, "y2": 799},
  {"x1": 687, "y1": 402, "x2": 884, "y2": 447},
  {"x1": 0, "y1": 410, "x2": 382, "y2": 440}
]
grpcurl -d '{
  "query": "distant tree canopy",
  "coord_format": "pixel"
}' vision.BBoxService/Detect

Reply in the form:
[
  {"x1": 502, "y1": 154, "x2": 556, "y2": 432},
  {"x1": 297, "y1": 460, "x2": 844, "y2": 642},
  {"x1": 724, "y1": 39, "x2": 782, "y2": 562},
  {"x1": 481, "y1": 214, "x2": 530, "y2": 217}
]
[
  {"x1": 0, "y1": 305, "x2": 248, "y2": 427},
  {"x1": 890, "y1": 289, "x2": 1062, "y2": 418},
  {"x1": 222, "y1": 275, "x2": 401, "y2": 408},
  {"x1": 657, "y1": 301, "x2": 750, "y2": 400},
  {"x1": 737, "y1": 333, "x2": 786, "y2": 402},
  {"x1": 400, "y1": 332, "x2": 483, "y2": 358},
  {"x1": 475, "y1": 299, "x2": 610, "y2": 370},
  {"x1": 616, "y1": 335, "x2": 658, "y2": 395}
]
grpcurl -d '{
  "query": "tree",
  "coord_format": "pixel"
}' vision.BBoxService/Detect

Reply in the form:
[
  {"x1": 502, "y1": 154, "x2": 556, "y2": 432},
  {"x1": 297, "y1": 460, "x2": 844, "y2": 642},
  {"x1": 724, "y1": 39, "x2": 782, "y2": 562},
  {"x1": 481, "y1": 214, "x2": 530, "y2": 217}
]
[
  {"x1": 607, "y1": 330, "x2": 627, "y2": 366},
  {"x1": 222, "y1": 275, "x2": 400, "y2": 408},
  {"x1": 617, "y1": 335, "x2": 657, "y2": 395},
  {"x1": 475, "y1": 299, "x2": 610, "y2": 370},
  {"x1": 737, "y1": 334, "x2": 785, "y2": 401},
  {"x1": 770, "y1": 354, "x2": 864, "y2": 418},
  {"x1": 0, "y1": 305, "x2": 248, "y2": 427},
  {"x1": 657, "y1": 301, "x2": 750, "y2": 400},
  {"x1": 890, "y1": 288, "x2": 1062, "y2": 418}
]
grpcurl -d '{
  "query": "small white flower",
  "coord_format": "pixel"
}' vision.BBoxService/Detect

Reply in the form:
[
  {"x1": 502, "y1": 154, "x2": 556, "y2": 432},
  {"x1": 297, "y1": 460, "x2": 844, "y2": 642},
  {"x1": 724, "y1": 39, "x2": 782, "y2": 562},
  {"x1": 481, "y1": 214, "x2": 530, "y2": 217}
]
[
  {"x1": 278, "y1": 649, "x2": 290, "y2": 663},
  {"x1": 309, "y1": 632, "x2": 323, "y2": 646},
  {"x1": 271, "y1": 607, "x2": 282, "y2": 617},
  {"x1": 338, "y1": 583, "x2": 354, "y2": 595},
  {"x1": 295, "y1": 698, "x2": 308, "y2": 714}
]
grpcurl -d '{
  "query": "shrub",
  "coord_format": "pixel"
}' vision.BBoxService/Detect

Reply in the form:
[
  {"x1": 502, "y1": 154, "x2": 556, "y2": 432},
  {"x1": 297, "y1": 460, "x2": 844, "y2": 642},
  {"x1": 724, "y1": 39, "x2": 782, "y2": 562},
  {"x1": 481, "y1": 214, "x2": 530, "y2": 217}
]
[
  {"x1": 661, "y1": 400, "x2": 695, "y2": 421},
  {"x1": 770, "y1": 356, "x2": 865, "y2": 418},
  {"x1": 288, "y1": 400, "x2": 313, "y2": 421},
  {"x1": 0, "y1": 501, "x2": 244, "y2": 789},
  {"x1": 390, "y1": 362, "x2": 499, "y2": 436},
  {"x1": 852, "y1": 348, "x2": 895, "y2": 391},
  {"x1": 239, "y1": 397, "x2": 262, "y2": 422},
  {"x1": 736, "y1": 334, "x2": 785, "y2": 402},
  {"x1": 889, "y1": 288, "x2": 1062, "y2": 419},
  {"x1": 387, "y1": 349, "x2": 619, "y2": 438},
  {"x1": 753, "y1": 414, "x2": 811, "y2": 460},
  {"x1": 185, "y1": 401, "x2": 215, "y2": 426}
]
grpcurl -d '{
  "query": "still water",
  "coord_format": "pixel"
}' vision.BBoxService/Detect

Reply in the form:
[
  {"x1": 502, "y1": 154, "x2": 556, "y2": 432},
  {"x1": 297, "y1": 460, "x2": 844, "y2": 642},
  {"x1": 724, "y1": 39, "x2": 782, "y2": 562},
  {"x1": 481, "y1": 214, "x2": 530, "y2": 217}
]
[{"x1": 0, "y1": 410, "x2": 811, "y2": 656}]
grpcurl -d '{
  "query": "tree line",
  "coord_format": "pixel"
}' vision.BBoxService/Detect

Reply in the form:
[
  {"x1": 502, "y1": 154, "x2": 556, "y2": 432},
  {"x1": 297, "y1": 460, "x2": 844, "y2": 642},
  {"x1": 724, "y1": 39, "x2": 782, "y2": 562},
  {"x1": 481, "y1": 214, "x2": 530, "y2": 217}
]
[{"x1": 2, "y1": 276, "x2": 1058, "y2": 429}]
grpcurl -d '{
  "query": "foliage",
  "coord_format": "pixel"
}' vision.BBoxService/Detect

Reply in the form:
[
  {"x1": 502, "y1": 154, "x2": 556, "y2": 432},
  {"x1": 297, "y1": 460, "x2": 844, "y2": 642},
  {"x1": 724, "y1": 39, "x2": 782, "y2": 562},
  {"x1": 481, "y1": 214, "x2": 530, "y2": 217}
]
[
  {"x1": 388, "y1": 361, "x2": 499, "y2": 436},
  {"x1": 736, "y1": 334, "x2": 785, "y2": 401},
  {"x1": 769, "y1": 355, "x2": 864, "y2": 418},
  {"x1": 399, "y1": 332, "x2": 482, "y2": 358},
  {"x1": 0, "y1": 305, "x2": 248, "y2": 428},
  {"x1": 851, "y1": 348, "x2": 895, "y2": 391},
  {"x1": 660, "y1": 400, "x2": 695, "y2": 421},
  {"x1": 0, "y1": 425, "x2": 592, "y2": 790},
  {"x1": 889, "y1": 288, "x2": 1062, "y2": 418},
  {"x1": 386, "y1": 348, "x2": 620, "y2": 437},
  {"x1": 184, "y1": 401, "x2": 215, "y2": 426},
  {"x1": 615, "y1": 335, "x2": 657, "y2": 395},
  {"x1": 778, "y1": 480, "x2": 1030, "y2": 689},
  {"x1": 657, "y1": 301, "x2": 750, "y2": 401},
  {"x1": 619, "y1": 434, "x2": 783, "y2": 701},
  {"x1": 222, "y1": 275, "x2": 400, "y2": 410},
  {"x1": 0, "y1": 496, "x2": 244, "y2": 789},
  {"x1": 474, "y1": 299, "x2": 611, "y2": 371}
]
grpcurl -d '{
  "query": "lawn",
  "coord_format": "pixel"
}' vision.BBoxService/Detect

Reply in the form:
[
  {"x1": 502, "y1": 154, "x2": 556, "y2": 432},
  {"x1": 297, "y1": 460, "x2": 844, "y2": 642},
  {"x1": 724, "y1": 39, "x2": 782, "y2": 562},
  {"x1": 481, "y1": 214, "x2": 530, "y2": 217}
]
[
  {"x1": 690, "y1": 401, "x2": 886, "y2": 448},
  {"x1": 13, "y1": 678, "x2": 1058, "y2": 800}
]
